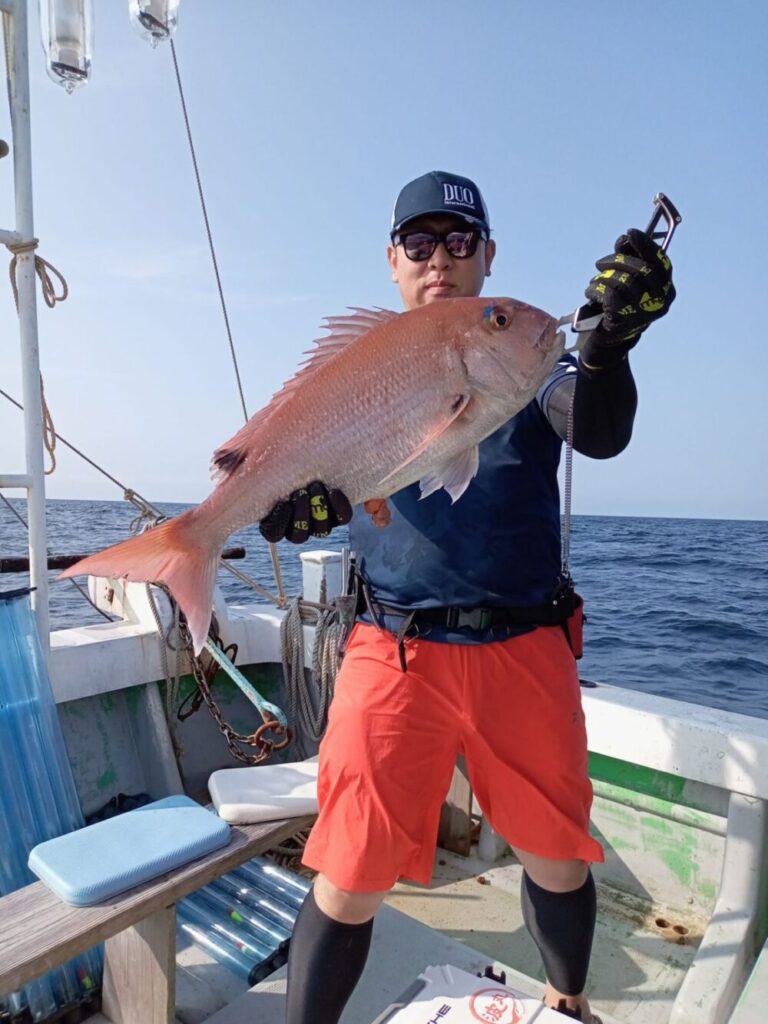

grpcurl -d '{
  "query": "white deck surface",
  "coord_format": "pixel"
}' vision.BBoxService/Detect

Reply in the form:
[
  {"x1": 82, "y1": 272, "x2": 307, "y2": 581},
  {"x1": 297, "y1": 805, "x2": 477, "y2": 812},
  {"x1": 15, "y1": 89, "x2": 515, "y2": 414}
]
[
  {"x1": 167, "y1": 847, "x2": 699, "y2": 1024},
  {"x1": 385, "y1": 849, "x2": 700, "y2": 1024},
  {"x1": 201, "y1": 903, "x2": 624, "y2": 1024}
]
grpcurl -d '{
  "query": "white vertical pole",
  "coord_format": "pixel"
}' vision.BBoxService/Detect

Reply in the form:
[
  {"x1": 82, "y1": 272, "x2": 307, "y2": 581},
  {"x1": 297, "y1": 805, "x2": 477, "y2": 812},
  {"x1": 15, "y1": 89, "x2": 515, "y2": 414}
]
[{"x1": 8, "y1": 0, "x2": 51, "y2": 649}]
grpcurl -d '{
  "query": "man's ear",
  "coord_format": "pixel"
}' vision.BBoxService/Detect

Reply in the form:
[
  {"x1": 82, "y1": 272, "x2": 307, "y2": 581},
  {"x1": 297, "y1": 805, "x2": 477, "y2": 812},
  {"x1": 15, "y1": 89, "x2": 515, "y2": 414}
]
[
  {"x1": 485, "y1": 238, "x2": 496, "y2": 277},
  {"x1": 387, "y1": 243, "x2": 399, "y2": 282}
]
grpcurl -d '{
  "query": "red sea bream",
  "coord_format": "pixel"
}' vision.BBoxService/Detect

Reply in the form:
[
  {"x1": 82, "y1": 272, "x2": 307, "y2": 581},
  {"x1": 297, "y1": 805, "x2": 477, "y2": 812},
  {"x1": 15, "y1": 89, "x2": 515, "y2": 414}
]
[{"x1": 60, "y1": 298, "x2": 565, "y2": 651}]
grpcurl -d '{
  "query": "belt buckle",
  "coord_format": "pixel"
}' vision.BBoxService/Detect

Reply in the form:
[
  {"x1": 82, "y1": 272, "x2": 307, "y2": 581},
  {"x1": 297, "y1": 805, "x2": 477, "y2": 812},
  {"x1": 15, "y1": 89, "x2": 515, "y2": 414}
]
[{"x1": 458, "y1": 607, "x2": 490, "y2": 630}]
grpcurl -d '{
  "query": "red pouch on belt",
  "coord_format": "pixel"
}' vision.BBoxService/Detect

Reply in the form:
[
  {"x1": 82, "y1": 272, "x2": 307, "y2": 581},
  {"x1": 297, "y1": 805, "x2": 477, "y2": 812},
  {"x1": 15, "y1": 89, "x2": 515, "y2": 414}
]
[{"x1": 562, "y1": 593, "x2": 585, "y2": 659}]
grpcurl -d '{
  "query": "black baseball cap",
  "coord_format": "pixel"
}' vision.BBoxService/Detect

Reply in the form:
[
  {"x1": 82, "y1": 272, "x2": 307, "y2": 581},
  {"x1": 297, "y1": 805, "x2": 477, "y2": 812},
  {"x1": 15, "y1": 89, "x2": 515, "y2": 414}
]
[{"x1": 391, "y1": 170, "x2": 490, "y2": 239}]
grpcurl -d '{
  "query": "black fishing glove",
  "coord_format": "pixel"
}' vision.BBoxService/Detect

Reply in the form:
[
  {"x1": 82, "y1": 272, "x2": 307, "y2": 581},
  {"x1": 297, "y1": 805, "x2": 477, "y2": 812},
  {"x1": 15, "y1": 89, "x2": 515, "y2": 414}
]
[
  {"x1": 581, "y1": 227, "x2": 676, "y2": 369},
  {"x1": 259, "y1": 481, "x2": 353, "y2": 544}
]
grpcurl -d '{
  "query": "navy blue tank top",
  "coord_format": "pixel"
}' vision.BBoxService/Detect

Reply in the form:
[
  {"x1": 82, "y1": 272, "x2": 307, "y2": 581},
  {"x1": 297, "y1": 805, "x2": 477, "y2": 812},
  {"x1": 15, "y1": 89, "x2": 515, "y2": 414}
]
[{"x1": 350, "y1": 386, "x2": 567, "y2": 645}]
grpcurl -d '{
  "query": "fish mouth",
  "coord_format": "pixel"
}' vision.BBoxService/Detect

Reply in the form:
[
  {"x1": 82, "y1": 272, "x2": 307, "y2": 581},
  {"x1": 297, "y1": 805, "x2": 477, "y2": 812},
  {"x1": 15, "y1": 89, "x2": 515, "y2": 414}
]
[{"x1": 533, "y1": 323, "x2": 566, "y2": 354}]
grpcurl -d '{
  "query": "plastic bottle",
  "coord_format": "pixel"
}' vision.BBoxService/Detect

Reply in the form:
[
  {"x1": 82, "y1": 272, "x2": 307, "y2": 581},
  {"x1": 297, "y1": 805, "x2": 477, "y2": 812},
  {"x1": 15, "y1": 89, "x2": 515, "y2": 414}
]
[
  {"x1": 39, "y1": 0, "x2": 93, "y2": 91},
  {"x1": 199, "y1": 881, "x2": 291, "y2": 947},
  {"x1": 233, "y1": 857, "x2": 310, "y2": 910},
  {"x1": 183, "y1": 892, "x2": 274, "y2": 964},
  {"x1": 176, "y1": 901, "x2": 255, "y2": 983},
  {"x1": 129, "y1": 0, "x2": 180, "y2": 47}
]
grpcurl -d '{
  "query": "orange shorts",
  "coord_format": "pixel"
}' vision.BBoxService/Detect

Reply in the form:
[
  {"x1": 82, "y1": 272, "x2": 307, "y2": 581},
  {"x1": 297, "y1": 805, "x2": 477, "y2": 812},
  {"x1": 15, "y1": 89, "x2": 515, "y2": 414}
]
[{"x1": 302, "y1": 622, "x2": 604, "y2": 892}]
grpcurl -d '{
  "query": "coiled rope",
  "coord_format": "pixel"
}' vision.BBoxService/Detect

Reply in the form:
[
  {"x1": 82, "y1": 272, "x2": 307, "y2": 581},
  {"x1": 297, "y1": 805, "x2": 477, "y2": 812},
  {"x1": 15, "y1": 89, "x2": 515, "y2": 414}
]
[
  {"x1": 280, "y1": 597, "x2": 340, "y2": 758},
  {"x1": 312, "y1": 606, "x2": 345, "y2": 703},
  {"x1": 8, "y1": 239, "x2": 68, "y2": 310}
]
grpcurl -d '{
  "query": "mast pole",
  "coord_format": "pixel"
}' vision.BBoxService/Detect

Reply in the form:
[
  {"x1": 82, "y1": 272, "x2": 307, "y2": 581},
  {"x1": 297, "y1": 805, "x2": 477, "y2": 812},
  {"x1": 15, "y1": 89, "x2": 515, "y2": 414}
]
[{"x1": 4, "y1": 0, "x2": 51, "y2": 649}]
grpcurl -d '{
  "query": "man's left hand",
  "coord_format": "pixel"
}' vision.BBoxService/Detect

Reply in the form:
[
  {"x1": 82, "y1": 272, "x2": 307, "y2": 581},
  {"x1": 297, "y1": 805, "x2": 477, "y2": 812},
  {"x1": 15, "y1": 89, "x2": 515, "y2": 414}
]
[
  {"x1": 259, "y1": 481, "x2": 353, "y2": 544},
  {"x1": 585, "y1": 227, "x2": 676, "y2": 347}
]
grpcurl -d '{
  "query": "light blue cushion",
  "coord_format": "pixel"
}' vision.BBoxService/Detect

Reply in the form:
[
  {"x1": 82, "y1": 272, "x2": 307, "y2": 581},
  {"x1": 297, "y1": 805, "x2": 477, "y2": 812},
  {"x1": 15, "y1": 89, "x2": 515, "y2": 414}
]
[{"x1": 28, "y1": 795, "x2": 230, "y2": 906}]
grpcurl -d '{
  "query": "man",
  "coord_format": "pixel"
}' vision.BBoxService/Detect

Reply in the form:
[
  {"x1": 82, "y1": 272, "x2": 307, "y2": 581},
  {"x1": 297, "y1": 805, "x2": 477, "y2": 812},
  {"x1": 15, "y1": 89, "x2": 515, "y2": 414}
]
[{"x1": 261, "y1": 170, "x2": 675, "y2": 1024}]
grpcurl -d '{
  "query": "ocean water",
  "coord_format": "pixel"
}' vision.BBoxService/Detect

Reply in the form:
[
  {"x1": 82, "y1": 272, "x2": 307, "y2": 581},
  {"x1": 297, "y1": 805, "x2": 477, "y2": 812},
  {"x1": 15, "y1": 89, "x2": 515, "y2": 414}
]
[{"x1": 2, "y1": 499, "x2": 767, "y2": 719}]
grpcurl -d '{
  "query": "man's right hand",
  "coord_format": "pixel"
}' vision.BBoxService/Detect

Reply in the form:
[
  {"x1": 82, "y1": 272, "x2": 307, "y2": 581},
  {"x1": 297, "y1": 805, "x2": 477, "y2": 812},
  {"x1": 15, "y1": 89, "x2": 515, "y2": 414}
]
[
  {"x1": 581, "y1": 227, "x2": 676, "y2": 368},
  {"x1": 259, "y1": 481, "x2": 353, "y2": 544}
]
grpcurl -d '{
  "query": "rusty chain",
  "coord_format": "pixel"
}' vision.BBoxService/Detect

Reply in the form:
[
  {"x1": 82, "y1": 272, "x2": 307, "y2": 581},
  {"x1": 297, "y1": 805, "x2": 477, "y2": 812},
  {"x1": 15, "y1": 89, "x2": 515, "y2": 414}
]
[{"x1": 170, "y1": 603, "x2": 292, "y2": 765}]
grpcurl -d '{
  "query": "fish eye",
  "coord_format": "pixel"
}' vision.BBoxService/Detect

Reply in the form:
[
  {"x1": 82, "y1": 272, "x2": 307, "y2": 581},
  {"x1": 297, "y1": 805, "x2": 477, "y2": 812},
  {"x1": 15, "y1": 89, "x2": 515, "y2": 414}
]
[{"x1": 483, "y1": 304, "x2": 512, "y2": 329}]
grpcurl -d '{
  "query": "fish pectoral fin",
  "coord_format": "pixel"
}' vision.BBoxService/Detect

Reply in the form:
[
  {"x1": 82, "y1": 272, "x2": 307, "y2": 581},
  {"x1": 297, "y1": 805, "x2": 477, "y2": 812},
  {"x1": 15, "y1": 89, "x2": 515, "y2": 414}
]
[
  {"x1": 210, "y1": 405, "x2": 275, "y2": 483},
  {"x1": 363, "y1": 497, "x2": 392, "y2": 528},
  {"x1": 211, "y1": 441, "x2": 248, "y2": 482},
  {"x1": 376, "y1": 394, "x2": 472, "y2": 490},
  {"x1": 419, "y1": 445, "x2": 480, "y2": 503}
]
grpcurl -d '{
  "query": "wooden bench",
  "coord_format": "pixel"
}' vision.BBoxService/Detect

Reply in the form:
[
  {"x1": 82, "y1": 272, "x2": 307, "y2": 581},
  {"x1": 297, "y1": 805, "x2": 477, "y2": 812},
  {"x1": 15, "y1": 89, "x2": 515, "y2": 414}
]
[{"x1": 0, "y1": 814, "x2": 315, "y2": 1024}]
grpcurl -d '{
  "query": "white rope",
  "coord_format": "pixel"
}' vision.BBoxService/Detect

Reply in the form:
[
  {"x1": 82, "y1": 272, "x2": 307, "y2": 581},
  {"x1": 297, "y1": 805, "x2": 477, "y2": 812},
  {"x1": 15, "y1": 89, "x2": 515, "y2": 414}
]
[
  {"x1": 281, "y1": 597, "x2": 338, "y2": 758},
  {"x1": 312, "y1": 606, "x2": 342, "y2": 710}
]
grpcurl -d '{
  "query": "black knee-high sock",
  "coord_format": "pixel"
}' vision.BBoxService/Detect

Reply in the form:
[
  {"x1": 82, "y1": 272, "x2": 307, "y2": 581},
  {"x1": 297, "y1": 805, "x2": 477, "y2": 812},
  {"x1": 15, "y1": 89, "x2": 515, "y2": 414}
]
[
  {"x1": 521, "y1": 869, "x2": 596, "y2": 996},
  {"x1": 285, "y1": 886, "x2": 374, "y2": 1024}
]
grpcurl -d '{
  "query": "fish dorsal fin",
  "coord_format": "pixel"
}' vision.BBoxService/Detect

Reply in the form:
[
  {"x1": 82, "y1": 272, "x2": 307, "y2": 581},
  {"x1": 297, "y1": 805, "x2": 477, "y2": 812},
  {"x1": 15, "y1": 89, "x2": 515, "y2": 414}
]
[
  {"x1": 320, "y1": 307, "x2": 400, "y2": 347},
  {"x1": 419, "y1": 445, "x2": 480, "y2": 503},
  {"x1": 211, "y1": 307, "x2": 399, "y2": 483},
  {"x1": 376, "y1": 394, "x2": 472, "y2": 492},
  {"x1": 288, "y1": 307, "x2": 400, "y2": 385}
]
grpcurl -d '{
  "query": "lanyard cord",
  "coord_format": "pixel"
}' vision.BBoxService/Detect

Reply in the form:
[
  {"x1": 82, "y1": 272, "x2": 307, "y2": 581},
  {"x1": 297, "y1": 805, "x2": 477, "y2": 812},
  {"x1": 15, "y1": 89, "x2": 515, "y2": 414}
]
[{"x1": 561, "y1": 384, "x2": 575, "y2": 580}]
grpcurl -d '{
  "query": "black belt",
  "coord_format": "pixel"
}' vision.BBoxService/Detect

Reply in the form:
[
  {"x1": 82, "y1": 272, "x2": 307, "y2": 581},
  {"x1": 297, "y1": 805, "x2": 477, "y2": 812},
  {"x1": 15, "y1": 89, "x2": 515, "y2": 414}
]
[
  {"x1": 360, "y1": 585, "x2": 577, "y2": 671},
  {"x1": 370, "y1": 590, "x2": 575, "y2": 632}
]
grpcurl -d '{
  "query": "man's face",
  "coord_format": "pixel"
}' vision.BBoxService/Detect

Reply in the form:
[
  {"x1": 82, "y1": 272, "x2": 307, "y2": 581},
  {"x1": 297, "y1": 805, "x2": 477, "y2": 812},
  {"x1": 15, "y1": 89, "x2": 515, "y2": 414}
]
[{"x1": 387, "y1": 215, "x2": 496, "y2": 311}]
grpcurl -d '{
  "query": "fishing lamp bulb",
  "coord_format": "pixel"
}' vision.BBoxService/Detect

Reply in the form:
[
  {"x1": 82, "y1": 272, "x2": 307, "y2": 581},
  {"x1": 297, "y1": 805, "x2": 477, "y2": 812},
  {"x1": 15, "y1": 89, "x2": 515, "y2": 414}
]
[
  {"x1": 39, "y1": 0, "x2": 93, "y2": 91},
  {"x1": 129, "y1": 0, "x2": 180, "y2": 47}
]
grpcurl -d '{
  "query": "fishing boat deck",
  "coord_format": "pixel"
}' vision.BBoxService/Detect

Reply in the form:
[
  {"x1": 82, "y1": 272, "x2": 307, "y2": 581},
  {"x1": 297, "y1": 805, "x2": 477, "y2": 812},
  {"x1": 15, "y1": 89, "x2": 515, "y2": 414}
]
[
  {"x1": 5, "y1": 588, "x2": 768, "y2": 1024},
  {"x1": 156, "y1": 841, "x2": 698, "y2": 1024},
  {"x1": 146, "y1": 672, "x2": 768, "y2": 1024},
  {"x1": 387, "y1": 846, "x2": 701, "y2": 1024}
]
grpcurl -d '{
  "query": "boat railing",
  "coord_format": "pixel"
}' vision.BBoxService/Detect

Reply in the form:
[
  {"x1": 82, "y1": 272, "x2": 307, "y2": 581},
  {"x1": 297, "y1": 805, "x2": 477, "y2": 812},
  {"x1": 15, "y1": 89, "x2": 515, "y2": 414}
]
[{"x1": 581, "y1": 683, "x2": 768, "y2": 1024}]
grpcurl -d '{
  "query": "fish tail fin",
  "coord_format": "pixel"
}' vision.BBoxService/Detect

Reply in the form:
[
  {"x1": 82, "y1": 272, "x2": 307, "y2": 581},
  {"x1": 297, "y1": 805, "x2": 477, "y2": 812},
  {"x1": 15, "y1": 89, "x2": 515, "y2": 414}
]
[{"x1": 58, "y1": 511, "x2": 221, "y2": 654}]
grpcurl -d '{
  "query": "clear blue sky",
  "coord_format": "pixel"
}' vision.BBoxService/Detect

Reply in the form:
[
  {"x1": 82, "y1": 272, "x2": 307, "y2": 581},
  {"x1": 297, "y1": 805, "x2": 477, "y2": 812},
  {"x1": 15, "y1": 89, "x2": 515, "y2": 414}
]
[{"x1": 0, "y1": 1, "x2": 765, "y2": 519}]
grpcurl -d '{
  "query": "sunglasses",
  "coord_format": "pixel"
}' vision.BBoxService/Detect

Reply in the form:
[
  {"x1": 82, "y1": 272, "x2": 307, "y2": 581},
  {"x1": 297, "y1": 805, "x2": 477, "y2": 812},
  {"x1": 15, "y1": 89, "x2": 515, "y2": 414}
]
[{"x1": 393, "y1": 228, "x2": 486, "y2": 262}]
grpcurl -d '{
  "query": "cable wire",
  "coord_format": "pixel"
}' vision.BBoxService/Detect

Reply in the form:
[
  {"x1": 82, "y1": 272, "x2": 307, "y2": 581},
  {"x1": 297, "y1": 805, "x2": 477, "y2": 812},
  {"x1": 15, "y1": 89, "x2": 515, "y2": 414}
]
[
  {"x1": 168, "y1": 38, "x2": 286, "y2": 603},
  {"x1": 168, "y1": 38, "x2": 248, "y2": 424}
]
